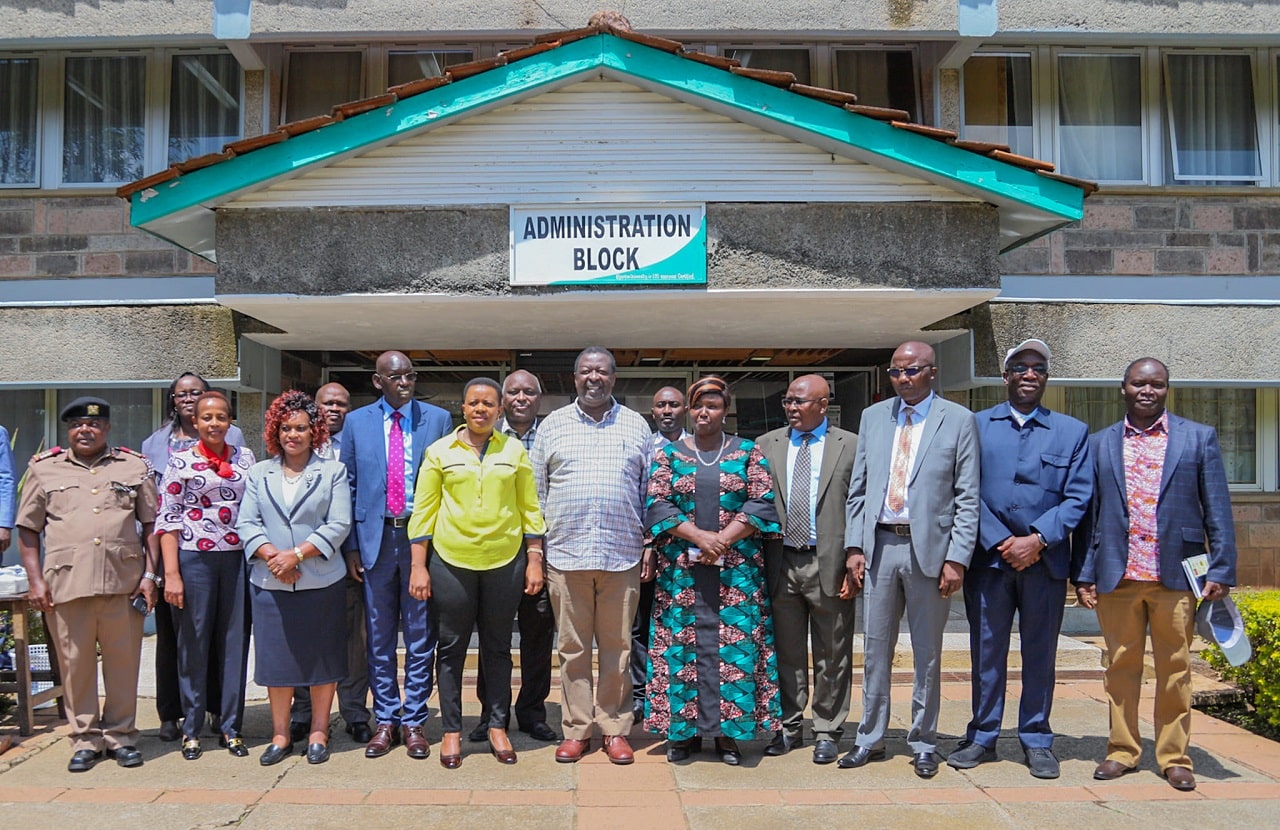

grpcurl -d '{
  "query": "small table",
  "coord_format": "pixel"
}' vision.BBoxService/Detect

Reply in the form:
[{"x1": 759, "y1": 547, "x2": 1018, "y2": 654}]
[{"x1": 0, "y1": 593, "x2": 65, "y2": 736}]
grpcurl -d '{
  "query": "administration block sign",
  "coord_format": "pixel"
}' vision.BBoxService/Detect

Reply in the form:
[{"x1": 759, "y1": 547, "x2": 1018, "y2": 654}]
[{"x1": 510, "y1": 204, "x2": 706, "y2": 286}]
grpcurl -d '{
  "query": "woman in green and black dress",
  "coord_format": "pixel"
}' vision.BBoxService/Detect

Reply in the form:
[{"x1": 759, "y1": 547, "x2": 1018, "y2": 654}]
[{"x1": 643, "y1": 375, "x2": 782, "y2": 766}]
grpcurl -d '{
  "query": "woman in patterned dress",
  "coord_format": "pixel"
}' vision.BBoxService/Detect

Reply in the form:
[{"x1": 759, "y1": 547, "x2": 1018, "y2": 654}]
[
  {"x1": 643, "y1": 375, "x2": 782, "y2": 765},
  {"x1": 156, "y1": 391, "x2": 256, "y2": 760}
]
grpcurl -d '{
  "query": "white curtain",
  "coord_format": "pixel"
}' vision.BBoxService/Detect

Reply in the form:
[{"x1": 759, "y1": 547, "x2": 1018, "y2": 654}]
[
  {"x1": 63, "y1": 55, "x2": 146, "y2": 183},
  {"x1": 1174, "y1": 388, "x2": 1256, "y2": 484},
  {"x1": 168, "y1": 54, "x2": 242, "y2": 164},
  {"x1": 0, "y1": 58, "x2": 39, "y2": 185},
  {"x1": 1165, "y1": 53, "x2": 1260, "y2": 182},
  {"x1": 963, "y1": 55, "x2": 1034, "y2": 157},
  {"x1": 1057, "y1": 54, "x2": 1143, "y2": 182}
]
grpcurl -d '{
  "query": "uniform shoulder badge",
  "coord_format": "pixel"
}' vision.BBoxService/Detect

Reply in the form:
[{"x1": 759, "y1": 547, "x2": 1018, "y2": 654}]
[
  {"x1": 117, "y1": 446, "x2": 146, "y2": 459},
  {"x1": 30, "y1": 446, "x2": 63, "y2": 463}
]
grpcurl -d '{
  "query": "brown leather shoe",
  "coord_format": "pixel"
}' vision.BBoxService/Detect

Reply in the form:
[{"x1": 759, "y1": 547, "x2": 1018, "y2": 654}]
[
  {"x1": 1093, "y1": 759, "x2": 1135, "y2": 780},
  {"x1": 403, "y1": 725, "x2": 431, "y2": 759},
  {"x1": 555, "y1": 738, "x2": 590, "y2": 763},
  {"x1": 364, "y1": 723, "x2": 400, "y2": 758},
  {"x1": 1164, "y1": 766, "x2": 1196, "y2": 791},
  {"x1": 603, "y1": 735, "x2": 635, "y2": 765}
]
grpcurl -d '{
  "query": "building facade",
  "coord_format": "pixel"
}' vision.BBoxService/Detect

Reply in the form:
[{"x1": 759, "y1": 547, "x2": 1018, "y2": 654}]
[{"x1": 1, "y1": 2, "x2": 1277, "y2": 585}]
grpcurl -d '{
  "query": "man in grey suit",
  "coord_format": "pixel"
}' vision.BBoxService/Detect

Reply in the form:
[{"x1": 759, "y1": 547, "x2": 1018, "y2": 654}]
[
  {"x1": 838, "y1": 341, "x2": 980, "y2": 778},
  {"x1": 1072, "y1": 357, "x2": 1236, "y2": 792},
  {"x1": 758, "y1": 374, "x2": 858, "y2": 765}
]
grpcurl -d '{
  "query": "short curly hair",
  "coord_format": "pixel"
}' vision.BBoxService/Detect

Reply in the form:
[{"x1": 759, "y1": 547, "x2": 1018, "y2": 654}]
[{"x1": 264, "y1": 390, "x2": 330, "y2": 457}]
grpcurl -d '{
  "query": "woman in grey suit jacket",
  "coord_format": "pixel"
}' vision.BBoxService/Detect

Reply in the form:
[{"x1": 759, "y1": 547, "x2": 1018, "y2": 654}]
[{"x1": 237, "y1": 391, "x2": 352, "y2": 767}]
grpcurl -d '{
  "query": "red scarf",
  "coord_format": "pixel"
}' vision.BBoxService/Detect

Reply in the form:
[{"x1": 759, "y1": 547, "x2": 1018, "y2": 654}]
[{"x1": 195, "y1": 440, "x2": 236, "y2": 479}]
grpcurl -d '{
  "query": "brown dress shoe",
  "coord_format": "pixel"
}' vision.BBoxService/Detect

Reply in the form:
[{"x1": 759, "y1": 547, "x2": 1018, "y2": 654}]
[
  {"x1": 1093, "y1": 759, "x2": 1135, "y2": 780},
  {"x1": 603, "y1": 735, "x2": 635, "y2": 765},
  {"x1": 555, "y1": 738, "x2": 591, "y2": 763},
  {"x1": 365, "y1": 723, "x2": 400, "y2": 758},
  {"x1": 403, "y1": 725, "x2": 431, "y2": 759},
  {"x1": 1164, "y1": 766, "x2": 1196, "y2": 791}
]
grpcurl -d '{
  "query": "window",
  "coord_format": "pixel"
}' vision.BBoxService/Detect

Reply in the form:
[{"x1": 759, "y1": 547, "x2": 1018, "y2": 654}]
[
  {"x1": 1056, "y1": 53, "x2": 1144, "y2": 183},
  {"x1": 834, "y1": 49, "x2": 919, "y2": 119},
  {"x1": 63, "y1": 55, "x2": 147, "y2": 184},
  {"x1": 1164, "y1": 53, "x2": 1261, "y2": 183},
  {"x1": 0, "y1": 390, "x2": 46, "y2": 562},
  {"x1": 54, "y1": 388, "x2": 156, "y2": 458},
  {"x1": 1174, "y1": 388, "x2": 1257, "y2": 485},
  {"x1": 388, "y1": 50, "x2": 473, "y2": 87},
  {"x1": 963, "y1": 54, "x2": 1034, "y2": 156},
  {"x1": 724, "y1": 48, "x2": 811, "y2": 84},
  {"x1": 1063, "y1": 386, "x2": 1127, "y2": 433},
  {"x1": 285, "y1": 50, "x2": 363, "y2": 121},
  {"x1": 0, "y1": 57, "x2": 38, "y2": 186},
  {"x1": 968, "y1": 386, "x2": 1007, "y2": 414},
  {"x1": 168, "y1": 53, "x2": 242, "y2": 164}
]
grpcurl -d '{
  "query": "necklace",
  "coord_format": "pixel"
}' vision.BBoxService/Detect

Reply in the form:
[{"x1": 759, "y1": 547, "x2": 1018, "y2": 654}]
[{"x1": 692, "y1": 435, "x2": 730, "y2": 467}]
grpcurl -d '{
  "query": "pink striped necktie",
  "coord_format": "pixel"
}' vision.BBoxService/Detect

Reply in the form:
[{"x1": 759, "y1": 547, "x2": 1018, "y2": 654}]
[{"x1": 387, "y1": 411, "x2": 406, "y2": 515}]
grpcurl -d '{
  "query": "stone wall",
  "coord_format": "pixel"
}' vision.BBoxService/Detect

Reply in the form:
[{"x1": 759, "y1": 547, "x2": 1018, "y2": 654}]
[
  {"x1": 1000, "y1": 194, "x2": 1280, "y2": 277},
  {"x1": 0, "y1": 196, "x2": 214, "y2": 280},
  {"x1": 1231, "y1": 494, "x2": 1280, "y2": 589}
]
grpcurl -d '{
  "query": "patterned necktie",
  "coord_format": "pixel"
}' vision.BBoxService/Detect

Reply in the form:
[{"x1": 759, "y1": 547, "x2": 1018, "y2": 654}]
[
  {"x1": 784, "y1": 432, "x2": 814, "y2": 548},
  {"x1": 886, "y1": 407, "x2": 915, "y2": 513},
  {"x1": 387, "y1": 411, "x2": 406, "y2": 516}
]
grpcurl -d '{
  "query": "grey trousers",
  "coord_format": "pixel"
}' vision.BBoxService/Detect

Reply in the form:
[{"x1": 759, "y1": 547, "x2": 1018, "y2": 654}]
[
  {"x1": 770, "y1": 547, "x2": 856, "y2": 742},
  {"x1": 855, "y1": 528, "x2": 950, "y2": 754}
]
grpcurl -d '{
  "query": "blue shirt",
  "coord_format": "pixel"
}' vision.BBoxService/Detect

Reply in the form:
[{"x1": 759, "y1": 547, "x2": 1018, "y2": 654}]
[
  {"x1": 785, "y1": 418, "x2": 828, "y2": 546},
  {"x1": 379, "y1": 399, "x2": 414, "y2": 518},
  {"x1": 0, "y1": 425, "x2": 15, "y2": 529}
]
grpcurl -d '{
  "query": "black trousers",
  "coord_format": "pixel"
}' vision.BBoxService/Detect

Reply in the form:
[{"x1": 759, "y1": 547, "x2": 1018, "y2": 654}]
[
  {"x1": 155, "y1": 582, "x2": 223, "y2": 724},
  {"x1": 431, "y1": 552, "x2": 526, "y2": 733},
  {"x1": 474, "y1": 583, "x2": 555, "y2": 729},
  {"x1": 174, "y1": 549, "x2": 249, "y2": 739},
  {"x1": 630, "y1": 577, "x2": 656, "y2": 700}
]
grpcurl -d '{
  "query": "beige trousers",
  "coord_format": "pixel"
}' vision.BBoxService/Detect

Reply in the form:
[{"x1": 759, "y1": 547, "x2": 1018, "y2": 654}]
[{"x1": 546, "y1": 562, "x2": 641, "y2": 741}]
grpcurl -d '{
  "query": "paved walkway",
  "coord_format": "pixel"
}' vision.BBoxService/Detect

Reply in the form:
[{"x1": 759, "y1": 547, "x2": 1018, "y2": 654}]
[{"x1": 4, "y1": 661, "x2": 1280, "y2": 829}]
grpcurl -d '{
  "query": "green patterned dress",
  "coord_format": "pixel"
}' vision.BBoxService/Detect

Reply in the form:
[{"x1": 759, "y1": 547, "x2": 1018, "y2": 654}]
[{"x1": 643, "y1": 435, "x2": 782, "y2": 741}]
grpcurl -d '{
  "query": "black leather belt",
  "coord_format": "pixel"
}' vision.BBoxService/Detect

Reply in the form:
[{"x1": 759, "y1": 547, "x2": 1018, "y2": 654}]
[
  {"x1": 783, "y1": 544, "x2": 815, "y2": 553},
  {"x1": 877, "y1": 523, "x2": 911, "y2": 537},
  {"x1": 384, "y1": 516, "x2": 410, "y2": 528}
]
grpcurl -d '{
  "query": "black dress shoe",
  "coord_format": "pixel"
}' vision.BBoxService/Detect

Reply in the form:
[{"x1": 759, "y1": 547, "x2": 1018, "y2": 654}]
[
  {"x1": 468, "y1": 722, "x2": 489, "y2": 743},
  {"x1": 307, "y1": 742, "x2": 331, "y2": 765},
  {"x1": 106, "y1": 746, "x2": 144, "y2": 768},
  {"x1": 260, "y1": 742, "x2": 292, "y2": 766},
  {"x1": 632, "y1": 700, "x2": 645, "y2": 724},
  {"x1": 836, "y1": 745, "x2": 886, "y2": 769},
  {"x1": 158, "y1": 720, "x2": 181, "y2": 742},
  {"x1": 346, "y1": 721, "x2": 373, "y2": 744},
  {"x1": 67, "y1": 749, "x2": 103, "y2": 772},
  {"x1": 181, "y1": 738, "x2": 202, "y2": 761},
  {"x1": 224, "y1": 736, "x2": 249, "y2": 757},
  {"x1": 289, "y1": 722, "x2": 309, "y2": 743},
  {"x1": 715, "y1": 737, "x2": 741, "y2": 766},
  {"x1": 520, "y1": 721, "x2": 559, "y2": 742},
  {"x1": 812, "y1": 739, "x2": 839, "y2": 765},
  {"x1": 763, "y1": 732, "x2": 801, "y2": 757},
  {"x1": 665, "y1": 736, "x2": 701, "y2": 762},
  {"x1": 912, "y1": 751, "x2": 941, "y2": 778}
]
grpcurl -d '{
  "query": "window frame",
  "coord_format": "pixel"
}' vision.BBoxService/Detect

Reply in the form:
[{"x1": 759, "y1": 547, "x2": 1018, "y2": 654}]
[
  {"x1": 1162, "y1": 49, "x2": 1265, "y2": 184},
  {"x1": 0, "y1": 52, "x2": 42, "y2": 189},
  {"x1": 1050, "y1": 46, "x2": 1151, "y2": 186},
  {"x1": 830, "y1": 44, "x2": 923, "y2": 120},
  {"x1": 162, "y1": 48, "x2": 246, "y2": 168},
  {"x1": 959, "y1": 49, "x2": 1038, "y2": 159},
  {"x1": 281, "y1": 44, "x2": 368, "y2": 124}
]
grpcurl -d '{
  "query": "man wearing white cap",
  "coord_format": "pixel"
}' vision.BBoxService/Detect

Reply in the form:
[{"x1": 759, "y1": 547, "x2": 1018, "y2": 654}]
[
  {"x1": 1072, "y1": 357, "x2": 1236, "y2": 792},
  {"x1": 948, "y1": 339, "x2": 1092, "y2": 779}
]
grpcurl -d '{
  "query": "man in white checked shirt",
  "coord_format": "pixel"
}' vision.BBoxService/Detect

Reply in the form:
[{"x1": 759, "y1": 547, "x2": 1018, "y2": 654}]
[{"x1": 530, "y1": 347, "x2": 651, "y2": 766}]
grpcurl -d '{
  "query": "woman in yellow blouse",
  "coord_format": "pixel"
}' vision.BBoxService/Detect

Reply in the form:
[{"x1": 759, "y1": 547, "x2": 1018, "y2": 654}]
[{"x1": 408, "y1": 377, "x2": 546, "y2": 769}]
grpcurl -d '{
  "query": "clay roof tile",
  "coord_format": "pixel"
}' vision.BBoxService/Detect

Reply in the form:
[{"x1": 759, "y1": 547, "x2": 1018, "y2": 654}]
[
  {"x1": 680, "y1": 51, "x2": 740, "y2": 70},
  {"x1": 223, "y1": 130, "x2": 288, "y2": 156},
  {"x1": 790, "y1": 83, "x2": 858, "y2": 106},
  {"x1": 844, "y1": 103, "x2": 911, "y2": 122},
  {"x1": 729, "y1": 65, "x2": 796, "y2": 87},
  {"x1": 387, "y1": 74, "x2": 452, "y2": 99},
  {"x1": 891, "y1": 121, "x2": 958, "y2": 141},
  {"x1": 446, "y1": 56, "x2": 507, "y2": 82},
  {"x1": 115, "y1": 166, "x2": 180, "y2": 199},
  {"x1": 332, "y1": 93, "x2": 398, "y2": 120},
  {"x1": 278, "y1": 114, "x2": 337, "y2": 137},
  {"x1": 611, "y1": 29, "x2": 684, "y2": 53},
  {"x1": 990, "y1": 149, "x2": 1055, "y2": 173}
]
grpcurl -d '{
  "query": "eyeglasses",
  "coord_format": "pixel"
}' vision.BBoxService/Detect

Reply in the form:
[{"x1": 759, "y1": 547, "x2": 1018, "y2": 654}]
[
  {"x1": 378, "y1": 371, "x2": 418, "y2": 384},
  {"x1": 886, "y1": 364, "x2": 934, "y2": 379},
  {"x1": 781, "y1": 397, "x2": 827, "y2": 407},
  {"x1": 1006, "y1": 363, "x2": 1049, "y2": 377}
]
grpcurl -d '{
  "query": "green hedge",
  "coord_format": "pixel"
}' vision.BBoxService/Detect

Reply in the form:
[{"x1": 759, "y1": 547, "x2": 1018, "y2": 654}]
[{"x1": 1203, "y1": 590, "x2": 1280, "y2": 728}]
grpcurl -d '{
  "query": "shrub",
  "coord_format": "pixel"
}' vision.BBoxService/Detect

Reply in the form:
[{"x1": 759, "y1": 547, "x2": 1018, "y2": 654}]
[{"x1": 1203, "y1": 590, "x2": 1280, "y2": 729}]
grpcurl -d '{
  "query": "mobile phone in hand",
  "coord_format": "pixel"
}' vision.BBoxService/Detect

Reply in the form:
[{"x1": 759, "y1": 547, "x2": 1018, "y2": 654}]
[{"x1": 130, "y1": 593, "x2": 149, "y2": 615}]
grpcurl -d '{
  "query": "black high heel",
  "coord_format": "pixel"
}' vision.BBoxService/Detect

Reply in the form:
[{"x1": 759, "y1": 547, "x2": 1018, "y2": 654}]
[{"x1": 715, "y1": 737, "x2": 741, "y2": 766}]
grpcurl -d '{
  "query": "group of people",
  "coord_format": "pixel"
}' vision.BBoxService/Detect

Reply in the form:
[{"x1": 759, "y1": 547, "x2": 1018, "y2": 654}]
[{"x1": 2, "y1": 339, "x2": 1236, "y2": 792}]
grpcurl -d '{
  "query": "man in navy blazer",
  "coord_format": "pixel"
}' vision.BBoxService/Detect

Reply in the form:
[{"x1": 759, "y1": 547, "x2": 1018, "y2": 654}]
[
  {"x1": 1072, "y1": 357, "x2": 1236, "y2": 793},
  {"x1": 341, "y1": 352, "x2": 452, "y2": 759},
  {"x1": 948, "y1": 339, "x2": 1091, "y2": 780}
]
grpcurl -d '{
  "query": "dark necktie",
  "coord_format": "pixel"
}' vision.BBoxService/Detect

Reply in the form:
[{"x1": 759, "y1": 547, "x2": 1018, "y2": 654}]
[
  {"x1": 387, "y1": 411, "x2": 406, "y2": 515},
  {"x1": 784, "y1": 432, "x2": 815, "y2": 548}
]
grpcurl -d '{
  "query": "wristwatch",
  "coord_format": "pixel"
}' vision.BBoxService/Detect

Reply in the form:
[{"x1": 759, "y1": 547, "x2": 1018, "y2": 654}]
[
  {"x1": 1035, "y1": 532, "x2": 1048, "y2": 549},
  {"x1": 293, "y1": 546, "x2": 305, "y2": 563},
  {"x1": 143, "y1": 571, "x2": 163, "y2": 587}
]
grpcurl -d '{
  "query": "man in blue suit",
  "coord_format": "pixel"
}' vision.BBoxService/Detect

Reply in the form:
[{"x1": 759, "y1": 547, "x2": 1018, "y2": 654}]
[
  {"x1": 948, "y1": 339, "x2": 1091, "y2": 779},
  {"x1": 1072, "y1": 357, "x2": 1236, "y2": 793},
  {"x1": 342, "y1": 352, "x2": 452, "y2": 759}
]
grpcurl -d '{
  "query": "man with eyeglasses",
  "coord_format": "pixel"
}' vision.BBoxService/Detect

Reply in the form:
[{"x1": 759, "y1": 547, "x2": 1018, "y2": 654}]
[
  {"x1": 341, "y1": 351, "x2": 451, "y2": 759},
  {"x1": 838, "y1": 341, "x2": 980, "y2": 779},
  {"x1": 757, "y1": 374, "x2": 858, "y2": 764},
  {"x1": 947, "y1": 339, "x2": 1091, "y2": 780}
]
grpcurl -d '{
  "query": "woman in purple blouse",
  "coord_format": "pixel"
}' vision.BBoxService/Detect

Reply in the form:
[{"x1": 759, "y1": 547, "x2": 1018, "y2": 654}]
[{"x1": 157, "y1": 391, "x2": 256, "y2": 760}]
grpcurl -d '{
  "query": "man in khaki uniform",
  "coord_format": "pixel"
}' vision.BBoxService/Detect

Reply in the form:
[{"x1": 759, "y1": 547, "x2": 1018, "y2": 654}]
[{"x1": 17, "y1": 397, "x2": 160, "y2": 772}]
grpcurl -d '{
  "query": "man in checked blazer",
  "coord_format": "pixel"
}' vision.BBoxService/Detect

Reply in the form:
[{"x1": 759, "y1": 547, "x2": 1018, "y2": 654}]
[
  {"x1": 1072, "y1": 357, "x2": 1236, "y2": 793},
  {"x1": 838, "y1": 341, "x2": 980, "y2": 778},
  {"x1": 757, "y1": 374, "x2": 858, "y2": 765}
]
